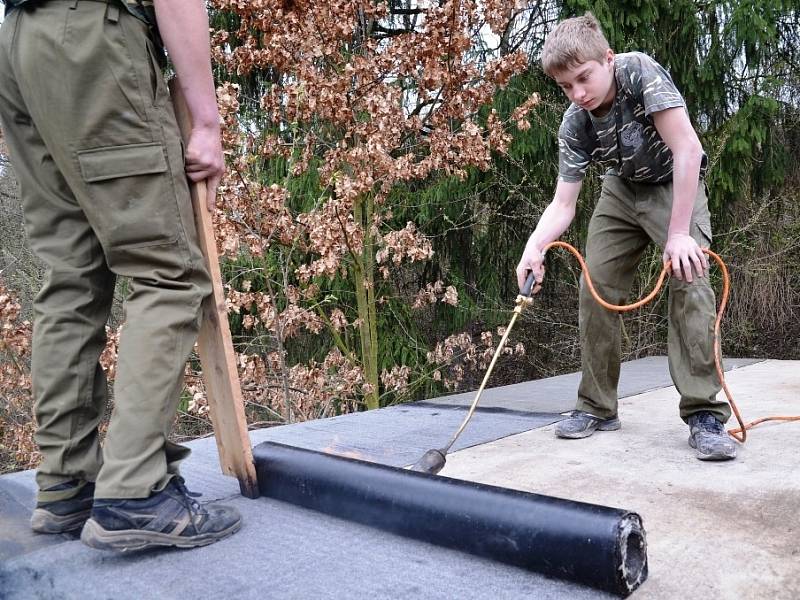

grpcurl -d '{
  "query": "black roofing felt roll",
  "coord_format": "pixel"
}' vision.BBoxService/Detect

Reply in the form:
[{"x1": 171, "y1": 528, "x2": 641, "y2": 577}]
[{"x1": 253, "y1": 442, "x2": 648, "y2": 597}]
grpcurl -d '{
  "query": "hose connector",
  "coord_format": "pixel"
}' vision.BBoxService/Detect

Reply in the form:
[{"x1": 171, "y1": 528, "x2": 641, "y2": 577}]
[{"x1": 516, "y1": 271, "x2": 537, "y2": 308}]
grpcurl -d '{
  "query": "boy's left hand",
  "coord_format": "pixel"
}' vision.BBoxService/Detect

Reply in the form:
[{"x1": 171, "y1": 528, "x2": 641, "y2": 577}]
[{"x1": 663, "y1": 233, "x2": 709, "y2": 283}]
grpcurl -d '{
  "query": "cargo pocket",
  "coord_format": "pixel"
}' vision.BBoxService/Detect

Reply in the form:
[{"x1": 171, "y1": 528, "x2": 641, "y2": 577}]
[
  {"x1": 694, "y1": 219, "x2": 713, "y2": 248},
  {"x1": 672, "y1": 238, "x2": 716, "y2": 375},
  {"x1": 77, "y1": 142, "x2": 180, "y2": 249},
  {"x1": 691, "y1": 185, "x2": 713, "y2": 248}
]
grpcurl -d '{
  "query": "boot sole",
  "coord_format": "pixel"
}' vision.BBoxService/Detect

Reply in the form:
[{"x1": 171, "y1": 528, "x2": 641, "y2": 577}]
[
  {"x1": 30, "y1": 508, "x2": 91, "y2": 534},
  {"x1": 80, "y1": 517, "x2": 242, "y2": 552},
  {"x1": 555, "y1": 418, "x2": 621, "y2": 439}
]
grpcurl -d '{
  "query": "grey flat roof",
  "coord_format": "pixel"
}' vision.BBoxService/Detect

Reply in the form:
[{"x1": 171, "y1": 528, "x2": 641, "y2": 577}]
[{"x1": 3, "y1": 356, "x2": 798, "y2": 599}]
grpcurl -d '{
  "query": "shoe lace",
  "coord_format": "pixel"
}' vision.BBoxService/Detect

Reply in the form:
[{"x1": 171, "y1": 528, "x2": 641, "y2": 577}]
[
  {"x1": 695, "y1": 412, "x2": 724, "y2": 435},
  {"x1": 172, "y1": 477, "x2": 207, "y2": 521}
]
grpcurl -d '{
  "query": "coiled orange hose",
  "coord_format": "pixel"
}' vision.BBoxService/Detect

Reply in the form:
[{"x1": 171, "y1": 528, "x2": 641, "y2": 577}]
[{"x1": 543, "y1": 240, "x2": 800, "y2": 443}]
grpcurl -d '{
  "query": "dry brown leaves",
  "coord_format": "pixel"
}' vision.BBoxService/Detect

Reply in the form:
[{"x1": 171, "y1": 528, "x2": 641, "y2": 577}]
[
  {"x1": 0, "y1": 282, "x2": 37, "y2": 469},
  {"x1": 204, "y1": 0, "x2": 540, "y2": 412},
  {"x1": 210, "y1": 0, "x2": 539, "y2": 273},
  {"x1": 427, "y1": 327, "x2": 526, "y2": 390}
]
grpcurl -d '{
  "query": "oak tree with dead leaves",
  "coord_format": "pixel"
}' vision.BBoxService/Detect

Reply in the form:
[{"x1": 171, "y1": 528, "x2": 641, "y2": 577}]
[{"x1": 206, "y1": 0, "x2": 538, "y2": 413}]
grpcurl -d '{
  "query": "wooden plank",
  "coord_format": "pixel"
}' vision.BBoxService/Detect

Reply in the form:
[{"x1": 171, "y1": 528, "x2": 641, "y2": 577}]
[{"x1": 168, "y1": 79, "x2": 259, "y2": 498}]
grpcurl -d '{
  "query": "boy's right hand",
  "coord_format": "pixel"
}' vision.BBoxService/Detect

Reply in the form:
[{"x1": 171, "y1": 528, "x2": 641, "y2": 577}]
[
  {"x1": 516, "y1": 245, "x2": 546, "y2": 293},
  {"x1": 514, "y1": 180, "x2": 581, "y2": 293}
]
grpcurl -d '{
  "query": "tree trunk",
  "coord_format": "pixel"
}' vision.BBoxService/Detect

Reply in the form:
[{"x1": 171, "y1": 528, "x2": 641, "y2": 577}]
[{"x1": 353, "y1": 195, "x2": 380, "y2": 409}]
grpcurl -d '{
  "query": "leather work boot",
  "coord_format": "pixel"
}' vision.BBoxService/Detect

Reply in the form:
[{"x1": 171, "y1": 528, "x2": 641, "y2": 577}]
[
  {"x1": 555, "y1": 410, "x2": 621, "y2": 439},
  {"x1": 30, "y1": 480, "x2": 95, "y2": 534},
  {"x1": 81, "y1": 477, "x2": 242, "y2": 552},
  {"x1": 688, "y1": 411, "x2": 737, "y2": 461}
]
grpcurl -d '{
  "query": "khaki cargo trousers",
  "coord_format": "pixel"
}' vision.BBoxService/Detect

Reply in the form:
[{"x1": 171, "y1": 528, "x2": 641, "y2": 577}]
[
  {"x1": 575, "y1": 175, "x2": 732, "y2": 424},
  {"x1": 0, "y1": 1, "x2": 212, "y2": 501}
]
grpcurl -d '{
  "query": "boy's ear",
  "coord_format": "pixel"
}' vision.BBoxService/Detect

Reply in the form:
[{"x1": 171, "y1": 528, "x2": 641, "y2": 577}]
[{"x1": 605, "y1": 48, "x2": 615, "y2": 66}]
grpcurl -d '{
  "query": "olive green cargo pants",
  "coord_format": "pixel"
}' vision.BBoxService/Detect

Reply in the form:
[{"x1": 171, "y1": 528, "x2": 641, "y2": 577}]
[
  {"x1": 0, "y1": 0, "x2": 212, "y2": 501},
  {"x1": 575, "y1": 175, "x2": 732, "y2": 423}
]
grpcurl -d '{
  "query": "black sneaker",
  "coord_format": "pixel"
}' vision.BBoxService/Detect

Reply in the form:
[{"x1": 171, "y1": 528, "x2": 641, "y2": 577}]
[
  {"x1": 688, "y1": 411, "x2": 737, "y2": 461},
  {"x1": 30, "y1": 480, "x2": 95, "y2": 534},
  {"x1": 555, "y1": 410, "x2": 621, "y2": 439},
  {"x1": 80, "y1": 477, "x2": 242, "y2": 552}
]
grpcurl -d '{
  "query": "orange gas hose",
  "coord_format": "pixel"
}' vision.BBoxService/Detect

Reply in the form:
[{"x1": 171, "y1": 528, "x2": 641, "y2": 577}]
[{"x1": 543, "y1": 240, "x2": 800, "y2": 443}]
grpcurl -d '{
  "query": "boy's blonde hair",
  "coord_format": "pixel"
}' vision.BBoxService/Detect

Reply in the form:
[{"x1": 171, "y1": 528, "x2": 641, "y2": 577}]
[{"x1": 541, "y1": 13, "x2": 611, "y2": 77}]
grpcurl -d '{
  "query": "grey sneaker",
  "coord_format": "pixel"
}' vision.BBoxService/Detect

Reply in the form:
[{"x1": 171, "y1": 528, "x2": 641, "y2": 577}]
[
  {"x1": 30, "y1": 480, "x2": 95, "y2": 534},
  {"x1": 80, "y1": 477, "x2": 242, "y2": 552},
  {"x1": 688, "y1": 411, "x2": 737, "y2": 461},
  {"x1": 555, "y1": 410, "x2": 621, "y2": 439}
]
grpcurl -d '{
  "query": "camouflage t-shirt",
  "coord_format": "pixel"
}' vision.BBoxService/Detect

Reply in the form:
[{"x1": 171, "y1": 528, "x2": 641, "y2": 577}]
[
  {"x1": 557, "y1": 52, "x2": 707, "y2": 184},
  {"x1": 3, "y1": 0, "x2": 156, "y2": 29}
]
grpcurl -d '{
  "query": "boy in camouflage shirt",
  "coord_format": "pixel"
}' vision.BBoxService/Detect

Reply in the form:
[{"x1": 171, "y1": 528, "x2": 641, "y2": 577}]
[{"x1": 516, "y1": 13, "x2": 736, "y2": 460}]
